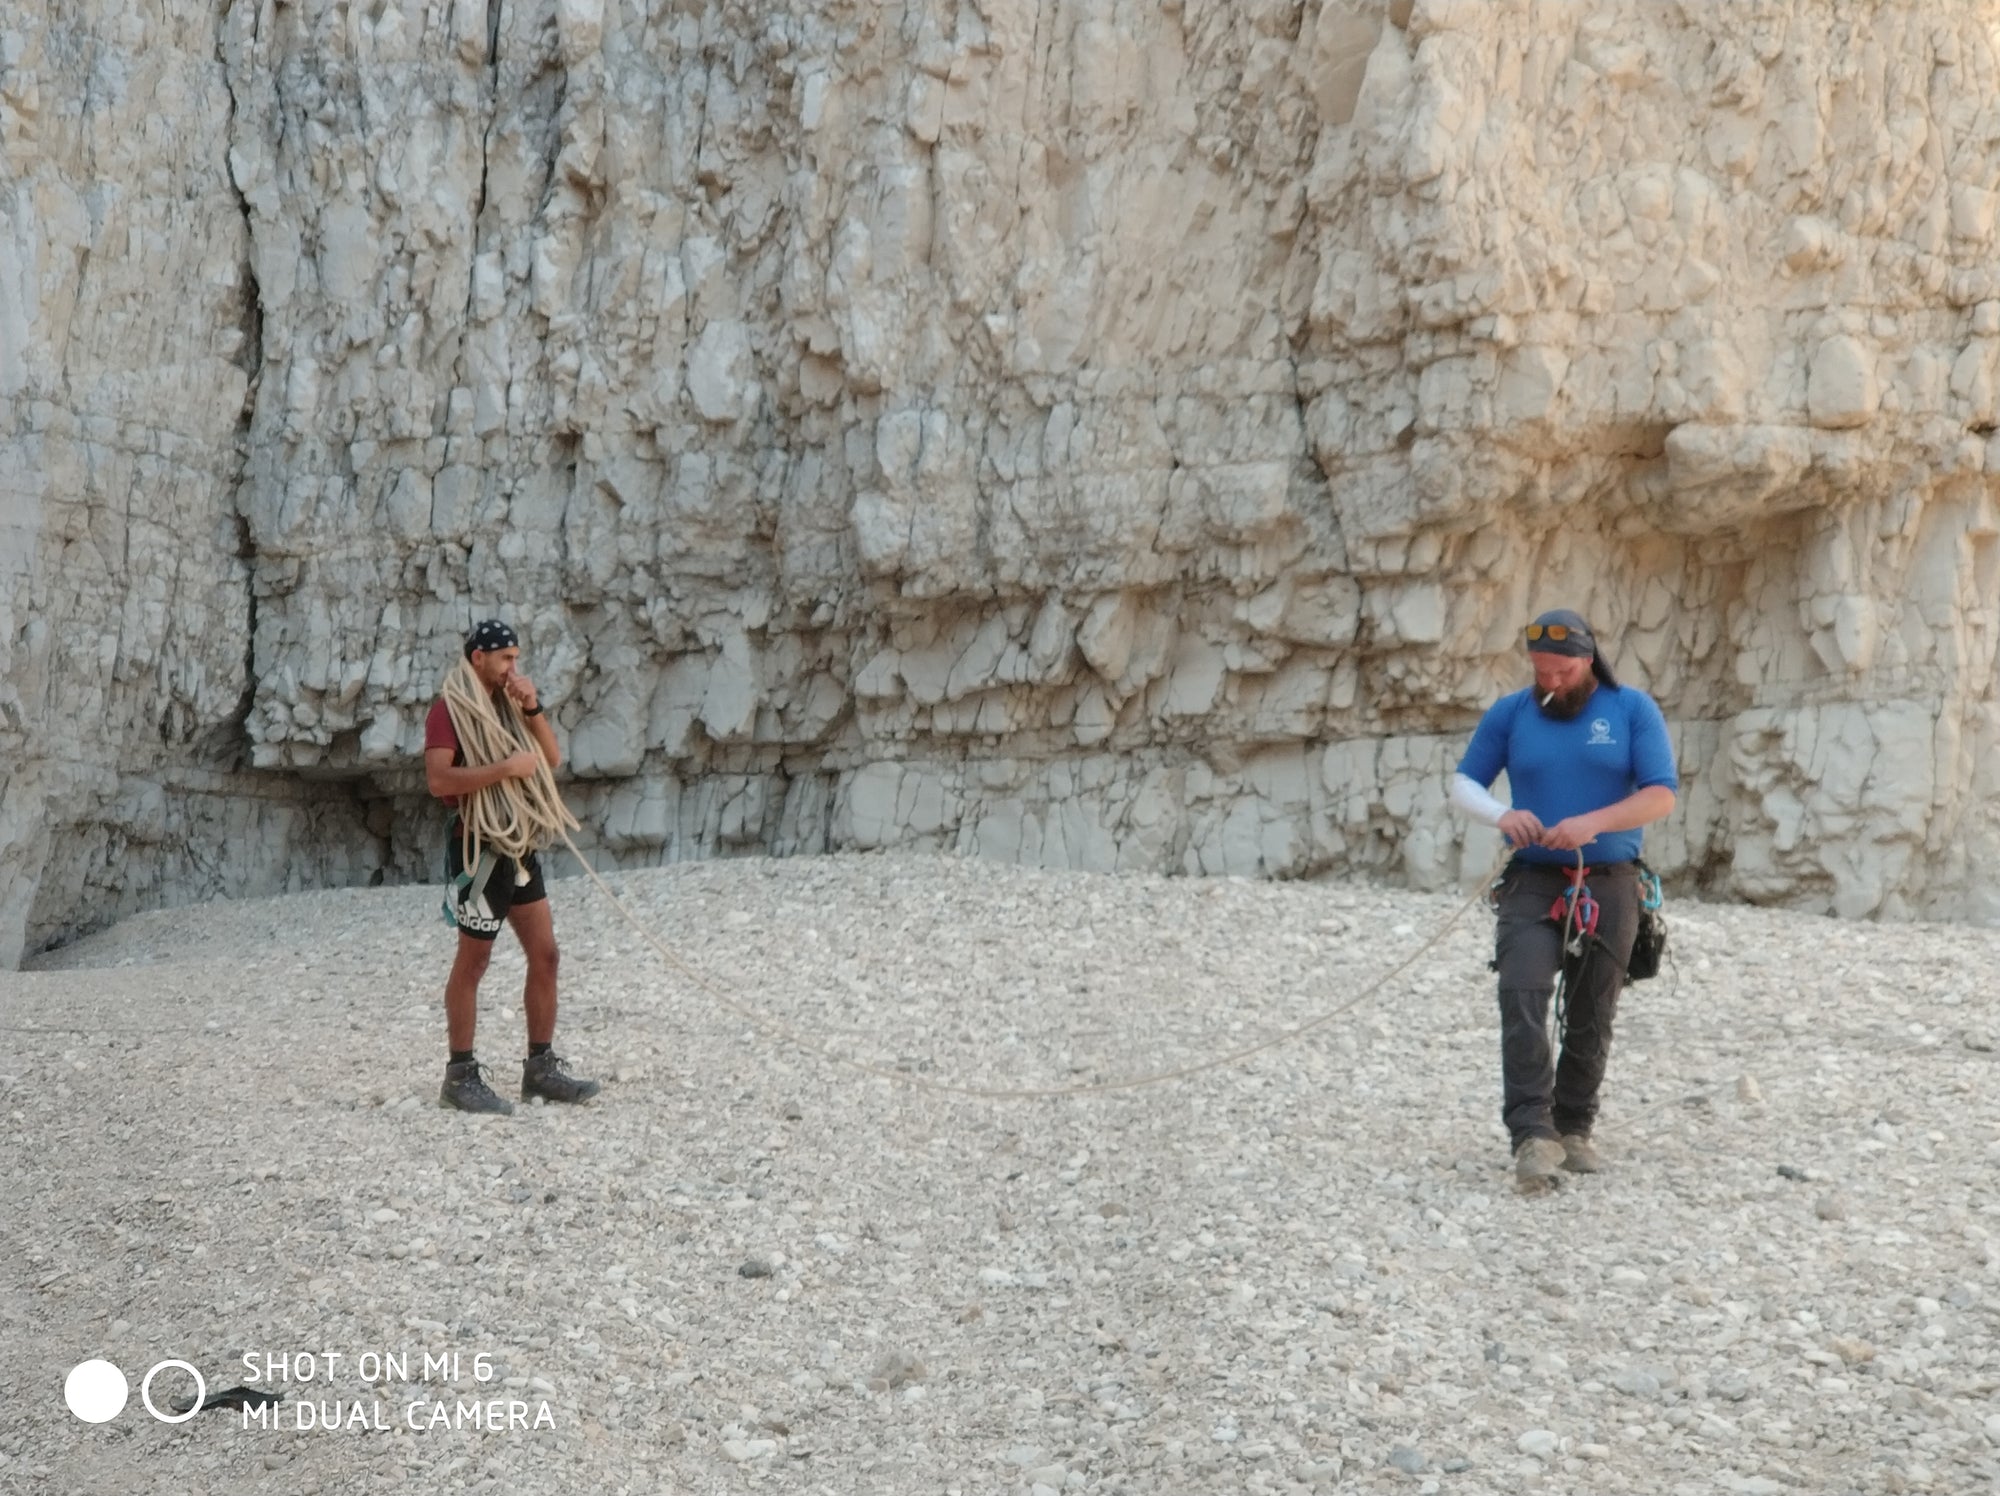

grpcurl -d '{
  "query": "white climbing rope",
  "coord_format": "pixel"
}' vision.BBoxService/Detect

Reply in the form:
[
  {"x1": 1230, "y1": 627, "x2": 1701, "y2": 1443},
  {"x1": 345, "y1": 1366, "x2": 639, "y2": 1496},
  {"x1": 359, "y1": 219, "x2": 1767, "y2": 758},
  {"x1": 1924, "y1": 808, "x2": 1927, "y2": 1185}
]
[{"x1": 441, "y1": 657, "x2": 580, "y2": 872}]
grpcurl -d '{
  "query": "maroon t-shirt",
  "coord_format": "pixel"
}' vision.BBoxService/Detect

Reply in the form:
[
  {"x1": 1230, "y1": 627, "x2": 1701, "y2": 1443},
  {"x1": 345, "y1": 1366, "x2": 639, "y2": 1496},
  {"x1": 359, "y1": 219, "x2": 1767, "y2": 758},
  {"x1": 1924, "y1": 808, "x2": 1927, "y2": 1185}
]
[{"x1": 424, "y1": 698, "x2": 464, "y2": 808}]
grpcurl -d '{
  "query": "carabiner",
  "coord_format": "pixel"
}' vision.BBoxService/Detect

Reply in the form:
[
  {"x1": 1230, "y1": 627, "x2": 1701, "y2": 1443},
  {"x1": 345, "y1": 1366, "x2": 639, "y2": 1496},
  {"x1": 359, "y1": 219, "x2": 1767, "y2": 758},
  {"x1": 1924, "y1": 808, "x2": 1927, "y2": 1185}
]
[{"x1": 1638, "y1": 865, "x2": 1664, "y2": 912}]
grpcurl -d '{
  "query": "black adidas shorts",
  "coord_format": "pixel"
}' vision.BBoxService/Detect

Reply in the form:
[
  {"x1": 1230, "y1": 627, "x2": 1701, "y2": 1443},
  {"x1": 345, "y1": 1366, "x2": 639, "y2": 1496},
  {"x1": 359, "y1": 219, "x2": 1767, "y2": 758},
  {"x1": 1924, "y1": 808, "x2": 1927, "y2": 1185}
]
[{"x1": 443, "y1": 820, "x2": 547, "y2": 941}]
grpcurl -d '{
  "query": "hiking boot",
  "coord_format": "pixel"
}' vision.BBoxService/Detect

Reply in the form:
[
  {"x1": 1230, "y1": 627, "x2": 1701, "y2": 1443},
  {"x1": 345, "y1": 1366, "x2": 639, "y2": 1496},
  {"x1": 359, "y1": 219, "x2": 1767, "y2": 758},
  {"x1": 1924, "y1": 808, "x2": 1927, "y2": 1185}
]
[
  {"x1": 440, "y1": 1060, "x2": 515, "y2": 1115},
  {"x1": 1514, "y1": 1137, "x2": 1566, "y2": 1188},
  {"x1": 522, "y1": 1051, "x2": 601, "y2": 1104},
  {"x1": 1560, "y1": 1134, "x2": 1603, "y2": 1174}
]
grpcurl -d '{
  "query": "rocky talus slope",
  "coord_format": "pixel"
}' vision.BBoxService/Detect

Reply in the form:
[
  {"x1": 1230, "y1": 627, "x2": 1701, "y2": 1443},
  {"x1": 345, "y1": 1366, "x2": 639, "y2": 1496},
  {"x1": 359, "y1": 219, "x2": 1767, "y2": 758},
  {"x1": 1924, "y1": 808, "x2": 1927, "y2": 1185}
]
[{"x1": 7, "y1": 855, "x2": 2000, "y2": 1494}]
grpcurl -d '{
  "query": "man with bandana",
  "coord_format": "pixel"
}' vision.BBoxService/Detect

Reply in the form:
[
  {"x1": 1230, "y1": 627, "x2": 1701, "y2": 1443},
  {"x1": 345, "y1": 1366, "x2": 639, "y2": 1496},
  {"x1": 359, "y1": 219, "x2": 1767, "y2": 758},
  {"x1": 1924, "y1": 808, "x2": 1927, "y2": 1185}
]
[
  {"x1": 423, "y1": 619, "x2": 600, "y2": 1114},
  {"x1": 1450, "y1": 609, "x2": 1678, "y2": 1187}
]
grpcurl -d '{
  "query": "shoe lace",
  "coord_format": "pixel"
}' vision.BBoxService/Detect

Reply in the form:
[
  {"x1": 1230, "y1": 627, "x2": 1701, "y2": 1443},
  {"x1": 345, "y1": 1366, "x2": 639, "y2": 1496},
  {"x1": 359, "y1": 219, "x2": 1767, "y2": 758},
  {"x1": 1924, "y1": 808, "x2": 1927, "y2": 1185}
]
[
  {"x1": 534, "y1": 1052, "x2": 574, "y2": 1078},
  {"x1": 458, "y1": 1061, "x2": 502, "y2": 1096}
]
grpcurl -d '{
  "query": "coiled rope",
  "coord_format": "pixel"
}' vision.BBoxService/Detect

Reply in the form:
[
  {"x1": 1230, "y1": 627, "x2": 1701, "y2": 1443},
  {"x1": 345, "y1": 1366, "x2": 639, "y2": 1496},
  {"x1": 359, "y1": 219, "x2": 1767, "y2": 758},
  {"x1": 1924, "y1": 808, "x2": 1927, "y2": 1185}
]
[{"x1": 441, "y1": 658, "x2": 579, "y2": 874}]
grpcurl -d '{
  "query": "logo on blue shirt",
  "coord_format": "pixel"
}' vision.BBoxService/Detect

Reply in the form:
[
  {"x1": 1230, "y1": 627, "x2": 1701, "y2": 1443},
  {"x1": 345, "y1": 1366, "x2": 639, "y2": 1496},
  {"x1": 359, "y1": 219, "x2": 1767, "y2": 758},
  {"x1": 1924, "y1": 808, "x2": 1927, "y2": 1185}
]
[{"x1": 1587, "y1": 717, "x2": 1615, "y2": 745}]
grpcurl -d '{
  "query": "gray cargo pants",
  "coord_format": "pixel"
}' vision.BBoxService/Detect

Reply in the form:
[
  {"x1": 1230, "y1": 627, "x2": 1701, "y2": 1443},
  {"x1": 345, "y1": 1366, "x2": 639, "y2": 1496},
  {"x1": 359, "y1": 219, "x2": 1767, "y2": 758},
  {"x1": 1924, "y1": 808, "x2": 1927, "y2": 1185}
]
[{"x1": 1492, "y1": 859, "x2": 1640, "y2": 1150}]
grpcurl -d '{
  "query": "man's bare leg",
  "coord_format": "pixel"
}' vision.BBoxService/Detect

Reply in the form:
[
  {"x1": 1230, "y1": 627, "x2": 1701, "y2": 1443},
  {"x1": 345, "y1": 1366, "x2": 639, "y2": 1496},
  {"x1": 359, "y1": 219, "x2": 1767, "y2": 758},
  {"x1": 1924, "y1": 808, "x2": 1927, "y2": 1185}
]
[
  {"x1": 439, "y1": 932, "x2": 512, "y2": 1113},
  {"x1": 508, "y1": 899, "x2": 559, "y2": 1048},
  {"x1": 508, "y1": 899, "x2": 598, "y2": 1103},
  {"x1": 445, "y1": 932, "x2": 492, "y2": 1054}
]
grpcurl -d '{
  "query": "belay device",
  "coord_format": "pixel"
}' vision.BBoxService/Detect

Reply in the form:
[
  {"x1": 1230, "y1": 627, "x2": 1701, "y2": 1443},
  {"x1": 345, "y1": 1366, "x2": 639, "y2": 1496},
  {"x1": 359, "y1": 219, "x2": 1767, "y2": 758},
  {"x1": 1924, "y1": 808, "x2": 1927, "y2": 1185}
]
[{"x1": 1625, "y1": 861, "x2": 1667, "y2": 982}]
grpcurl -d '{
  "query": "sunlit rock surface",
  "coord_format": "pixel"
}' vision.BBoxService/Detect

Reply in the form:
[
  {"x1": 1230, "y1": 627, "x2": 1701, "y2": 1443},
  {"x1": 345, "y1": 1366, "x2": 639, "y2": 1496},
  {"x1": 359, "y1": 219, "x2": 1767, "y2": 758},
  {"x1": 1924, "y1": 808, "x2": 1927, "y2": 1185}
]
[{"x1": 7, "y1": 0, "x2": 2000, "y2": 962}]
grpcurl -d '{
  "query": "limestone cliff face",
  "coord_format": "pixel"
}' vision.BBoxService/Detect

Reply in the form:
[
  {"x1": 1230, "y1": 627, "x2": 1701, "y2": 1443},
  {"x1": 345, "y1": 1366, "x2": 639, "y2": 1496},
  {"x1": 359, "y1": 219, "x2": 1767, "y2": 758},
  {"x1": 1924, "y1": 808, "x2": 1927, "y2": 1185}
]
[
  {"x1": 7, "y1": 0, "x2": 2000, "y2": 963},
  {"x1": 0, "y1": 2, "x2": 385, "y2": 965}
]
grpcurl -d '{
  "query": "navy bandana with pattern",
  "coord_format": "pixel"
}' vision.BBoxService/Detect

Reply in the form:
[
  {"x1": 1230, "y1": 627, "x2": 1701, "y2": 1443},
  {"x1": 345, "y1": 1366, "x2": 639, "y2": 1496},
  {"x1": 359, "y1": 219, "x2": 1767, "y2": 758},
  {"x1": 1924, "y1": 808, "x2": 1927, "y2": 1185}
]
[{"x1": 464, "y1": 619, "x2": 519, "y2": 659}]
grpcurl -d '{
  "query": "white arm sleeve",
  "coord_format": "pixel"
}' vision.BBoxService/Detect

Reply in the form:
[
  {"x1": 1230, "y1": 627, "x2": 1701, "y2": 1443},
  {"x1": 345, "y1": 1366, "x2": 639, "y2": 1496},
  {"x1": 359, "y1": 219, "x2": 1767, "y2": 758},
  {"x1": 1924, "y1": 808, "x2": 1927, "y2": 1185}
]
[{"x1": 1450, "y1": 772, "x2": 1508, "y2": 827}]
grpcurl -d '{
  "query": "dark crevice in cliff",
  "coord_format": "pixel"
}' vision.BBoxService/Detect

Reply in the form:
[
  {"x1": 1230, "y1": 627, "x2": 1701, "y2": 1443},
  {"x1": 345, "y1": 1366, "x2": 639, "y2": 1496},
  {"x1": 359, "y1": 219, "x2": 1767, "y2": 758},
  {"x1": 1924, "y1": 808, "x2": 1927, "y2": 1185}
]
[
  {"x1": 473, "y1": 0, "x2": 502, "y2": 228},
  {"x1": 453, "y1": 0, "x2": 501, "y2": 461},
  {"x1": 1285, "y1": 347, "x2": 1348, "y2": 575},
  {"x1": 205, "y1": 510, "x2": 260, "y2": 771},
  {"x1": 214, "y1": 16, "x2": 265, "y2": 773}
]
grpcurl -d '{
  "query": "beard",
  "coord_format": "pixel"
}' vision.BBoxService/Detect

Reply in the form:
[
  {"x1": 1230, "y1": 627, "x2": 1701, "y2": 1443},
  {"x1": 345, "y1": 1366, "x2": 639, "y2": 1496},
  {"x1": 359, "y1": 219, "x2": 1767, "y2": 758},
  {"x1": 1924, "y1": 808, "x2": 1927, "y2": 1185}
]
[{"x1": 1537, "y1": 678, "x2": 1595, "y2": 720}]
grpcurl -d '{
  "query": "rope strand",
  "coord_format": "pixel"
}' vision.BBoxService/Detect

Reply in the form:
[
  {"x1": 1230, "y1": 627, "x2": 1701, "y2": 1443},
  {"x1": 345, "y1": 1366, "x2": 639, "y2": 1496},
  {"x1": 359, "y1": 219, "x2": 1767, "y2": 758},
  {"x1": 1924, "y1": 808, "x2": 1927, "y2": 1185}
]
[{"x1": 560, "y1": 825, "x2": 1509, "y2": 1101}]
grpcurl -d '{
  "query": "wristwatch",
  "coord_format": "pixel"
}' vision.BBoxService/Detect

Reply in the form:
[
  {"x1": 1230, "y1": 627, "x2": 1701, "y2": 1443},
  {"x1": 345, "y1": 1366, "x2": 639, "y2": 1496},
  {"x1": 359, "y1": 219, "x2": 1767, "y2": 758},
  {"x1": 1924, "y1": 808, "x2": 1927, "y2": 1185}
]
[{"x1": 523, "y1": 703, "x2": 544, "y2": 717}]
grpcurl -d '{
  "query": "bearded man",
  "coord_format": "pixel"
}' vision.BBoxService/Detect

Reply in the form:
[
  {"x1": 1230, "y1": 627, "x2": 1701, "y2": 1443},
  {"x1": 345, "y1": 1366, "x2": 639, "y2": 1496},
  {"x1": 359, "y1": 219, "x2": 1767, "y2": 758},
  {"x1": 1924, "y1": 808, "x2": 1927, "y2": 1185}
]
[
  {"x1": 424, "y1": 619, "x2": 600, "y2": 1115},
  {"x1": 1450, "y1": 609, "x2": 1677, "y2": 1187}
]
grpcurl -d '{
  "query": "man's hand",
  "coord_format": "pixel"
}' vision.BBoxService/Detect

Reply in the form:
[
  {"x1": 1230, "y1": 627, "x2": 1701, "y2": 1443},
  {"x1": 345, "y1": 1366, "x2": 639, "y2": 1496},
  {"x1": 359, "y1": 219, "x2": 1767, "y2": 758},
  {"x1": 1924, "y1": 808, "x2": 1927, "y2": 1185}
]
[
  {"x1": 1537, "y1": 814, "x2": 1599, "y2": 851},
  {"x1": 503, "y1": 749, "x2": 542, "y2": 781},
  {"x1": 503, "y1": 672, "x2": 540, "y2": 713},
  {"x1": 1497, "y1": 809, "x2": 1545, "y2": 849}
]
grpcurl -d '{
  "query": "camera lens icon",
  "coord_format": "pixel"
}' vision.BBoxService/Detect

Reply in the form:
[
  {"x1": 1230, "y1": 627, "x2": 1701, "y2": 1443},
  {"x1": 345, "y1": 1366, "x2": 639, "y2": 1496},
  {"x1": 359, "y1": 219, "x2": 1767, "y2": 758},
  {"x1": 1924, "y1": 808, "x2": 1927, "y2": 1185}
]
[{"x1": 66, "y1": 1359, "x2": 206, "y2": 1424}]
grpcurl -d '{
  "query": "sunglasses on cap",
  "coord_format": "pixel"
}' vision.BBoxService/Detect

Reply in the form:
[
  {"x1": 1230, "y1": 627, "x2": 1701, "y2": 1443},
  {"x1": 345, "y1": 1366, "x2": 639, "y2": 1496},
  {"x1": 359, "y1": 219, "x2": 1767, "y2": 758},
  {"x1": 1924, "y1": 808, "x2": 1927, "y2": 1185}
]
[{"x1": 1524, "y1": 623, "x2": 1586, "y2": 642}]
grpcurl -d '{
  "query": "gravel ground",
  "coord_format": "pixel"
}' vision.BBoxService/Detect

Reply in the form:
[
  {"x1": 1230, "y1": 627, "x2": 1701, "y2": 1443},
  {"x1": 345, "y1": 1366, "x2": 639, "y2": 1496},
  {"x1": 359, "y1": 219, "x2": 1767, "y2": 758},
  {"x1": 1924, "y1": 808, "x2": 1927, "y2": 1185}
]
[{"x1": 4, "y1": 850, "x2": 1999, "y2": 1496}]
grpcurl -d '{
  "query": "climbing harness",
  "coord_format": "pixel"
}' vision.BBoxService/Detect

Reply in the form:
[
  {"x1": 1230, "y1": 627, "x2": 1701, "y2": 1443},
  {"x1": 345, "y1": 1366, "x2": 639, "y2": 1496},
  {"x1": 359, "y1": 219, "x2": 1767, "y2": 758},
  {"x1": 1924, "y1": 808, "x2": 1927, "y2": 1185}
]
[
  {"x1": 1541, "y1": 852, "x2": 1675, "y2": 1036},
  {"x1": 1494, "y1": 851, "x2": 1605, "y2": 1041}
]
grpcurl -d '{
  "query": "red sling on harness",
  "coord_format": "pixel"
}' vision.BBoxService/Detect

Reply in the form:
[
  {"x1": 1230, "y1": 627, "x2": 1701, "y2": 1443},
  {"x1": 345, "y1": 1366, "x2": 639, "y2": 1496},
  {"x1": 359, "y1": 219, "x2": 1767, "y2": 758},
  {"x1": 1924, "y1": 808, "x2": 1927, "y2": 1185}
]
[{"x1": 1549, "y1": 864, "x2": 1600, "y2": 938}]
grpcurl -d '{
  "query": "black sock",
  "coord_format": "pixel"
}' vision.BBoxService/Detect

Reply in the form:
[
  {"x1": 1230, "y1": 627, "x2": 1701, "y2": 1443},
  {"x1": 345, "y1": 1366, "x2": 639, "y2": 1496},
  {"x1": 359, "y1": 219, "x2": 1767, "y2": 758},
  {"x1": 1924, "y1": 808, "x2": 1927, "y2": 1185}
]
[
  {"x1": 449, "y1": 1049, "x2": 475, "y2": 1067},
  {"x1": 529, "y1": 1042, "x2": 552, "y2": 1058}
]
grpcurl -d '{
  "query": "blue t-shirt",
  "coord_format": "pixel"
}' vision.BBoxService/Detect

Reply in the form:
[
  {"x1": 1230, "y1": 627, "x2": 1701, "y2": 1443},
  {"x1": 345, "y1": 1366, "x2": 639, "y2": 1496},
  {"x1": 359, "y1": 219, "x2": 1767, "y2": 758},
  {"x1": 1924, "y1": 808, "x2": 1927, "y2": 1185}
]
[{"x1": 1456, "y1": 684, "x2": 1678, "y2": 866}]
